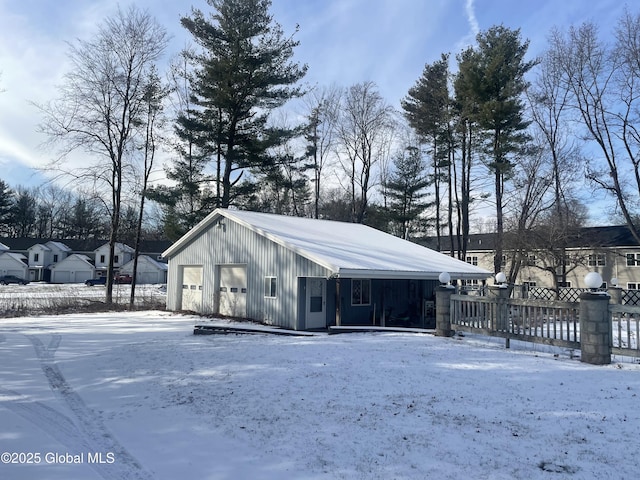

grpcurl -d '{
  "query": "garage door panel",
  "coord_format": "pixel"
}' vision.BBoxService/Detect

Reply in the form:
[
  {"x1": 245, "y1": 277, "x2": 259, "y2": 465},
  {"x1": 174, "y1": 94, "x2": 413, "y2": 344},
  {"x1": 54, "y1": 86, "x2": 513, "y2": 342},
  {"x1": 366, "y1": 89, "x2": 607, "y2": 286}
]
[
  {"x1": 219, "y1": 265, "x2": 246, "y2": 317},
  {"x1": 181, "y1": 266, "x2": 203, "y2": 312}
]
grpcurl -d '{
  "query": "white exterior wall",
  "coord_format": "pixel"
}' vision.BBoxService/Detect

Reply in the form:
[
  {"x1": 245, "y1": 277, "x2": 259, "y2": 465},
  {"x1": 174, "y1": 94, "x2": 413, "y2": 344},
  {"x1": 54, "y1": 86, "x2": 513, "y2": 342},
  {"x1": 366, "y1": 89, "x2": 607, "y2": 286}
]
[
  {"x1": 467, "y1": 247, "x2": 640, "y2": 289},
  {"x1": 0, "y1": 253, "x2": 28, "y2": 278},
  {"x1": 94, "y1": 244, "x2": 134, "y2": 270},
  {"x1": 120, "y1": 256, "x2": 168, "y2": 284},
  {"x1": 28, "y1": 244, "x2": 50, "y2": 267},
  {"x1": 166, "y1": 217, "x2": 332, "y2": 329},
  {"x1": 51, "y1": 256, "x2": 95, "y2": 283}
]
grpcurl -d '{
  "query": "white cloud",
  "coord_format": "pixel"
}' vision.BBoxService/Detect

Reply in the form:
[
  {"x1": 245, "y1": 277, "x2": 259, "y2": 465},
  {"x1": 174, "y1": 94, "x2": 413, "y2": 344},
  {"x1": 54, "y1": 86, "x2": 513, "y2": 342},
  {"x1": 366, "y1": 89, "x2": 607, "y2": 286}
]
[{"x1": 465, "y1": 0, "x2": 480, "y2": 37}]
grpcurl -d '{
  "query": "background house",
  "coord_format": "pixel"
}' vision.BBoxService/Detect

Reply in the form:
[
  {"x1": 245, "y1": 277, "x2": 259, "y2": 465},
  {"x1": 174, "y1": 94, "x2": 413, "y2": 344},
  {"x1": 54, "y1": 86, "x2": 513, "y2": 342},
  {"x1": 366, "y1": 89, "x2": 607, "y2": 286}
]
[
  {"x1": 27, "y1": 241, "x2": 72, "y2": 282},
  {"x1": 437, "y1": 225, "x2": 640, "y2": 291},
  {"x1": 93, "y1": 242, "x2": 135, "y2": 277},
  {"x1": 120, "y1": 255, "x2": 168, "y2": 284},
  {"x1": 0, "y1": 252, "x2": 29, "y2": 279},
  {"x1": 49, "y1": 254, "x2": 96, "y2": 284},
  {"x1": 163, "y1": 209, "x2": 491, "y2": 330}
]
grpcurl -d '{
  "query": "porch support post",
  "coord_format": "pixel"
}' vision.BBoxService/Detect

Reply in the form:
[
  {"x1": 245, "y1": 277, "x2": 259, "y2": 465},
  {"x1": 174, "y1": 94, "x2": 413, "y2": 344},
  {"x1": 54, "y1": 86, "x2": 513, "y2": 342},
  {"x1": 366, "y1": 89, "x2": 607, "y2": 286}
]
[
  {"x1": 579, "y1": 292, "x2": 611, "y2": 365},
  {"x1": 435, "y1": 285, "x2": 455, "y2": 337},
  {"x1": 335, "y1": 278, "x2": 341, "y2": 327}
]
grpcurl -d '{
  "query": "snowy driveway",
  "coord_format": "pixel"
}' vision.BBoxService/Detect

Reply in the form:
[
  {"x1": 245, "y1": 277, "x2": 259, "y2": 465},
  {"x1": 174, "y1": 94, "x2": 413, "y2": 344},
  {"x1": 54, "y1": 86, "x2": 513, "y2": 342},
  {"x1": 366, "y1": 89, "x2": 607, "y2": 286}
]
[{"x1": 1, "y1": 312, "x2": 639, "y2": 479}]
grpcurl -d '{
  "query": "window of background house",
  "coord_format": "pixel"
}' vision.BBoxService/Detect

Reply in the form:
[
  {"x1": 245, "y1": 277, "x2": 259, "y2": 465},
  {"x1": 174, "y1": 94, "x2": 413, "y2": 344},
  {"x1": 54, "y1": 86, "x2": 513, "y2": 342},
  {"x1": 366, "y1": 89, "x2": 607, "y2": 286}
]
[
  {"x1": 627, "y1": 253, "x2": 640, "y2": 266},
  {"x1": 628, "y1": 283, "x2": 638, "y2": 290},
  {"x1": 100, "y1": 255, "x2": 105, "y2": 263},
  {"x1": 34, "y1": 253, "x2": 39, "y2": 262},
  {"x1": 351, "y1": 279, "x2": 371, "y2": 306},
  {"x1": 264, "y1": 276, "x2": 277, "y2": 298},
  {"x1": 466, "y1": 256, "x2": 478, "y2": 266},
  {"x1": 588, "y1": 254, "x2": 606, "y2": 266}
]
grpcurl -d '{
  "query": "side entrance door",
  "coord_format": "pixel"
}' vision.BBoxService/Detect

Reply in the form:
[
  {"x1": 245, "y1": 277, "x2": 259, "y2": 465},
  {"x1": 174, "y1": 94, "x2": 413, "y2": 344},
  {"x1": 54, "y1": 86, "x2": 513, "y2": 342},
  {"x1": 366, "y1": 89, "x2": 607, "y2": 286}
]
[{"x1": 305, "y1": 278, "x2": 326, "y2": 329}]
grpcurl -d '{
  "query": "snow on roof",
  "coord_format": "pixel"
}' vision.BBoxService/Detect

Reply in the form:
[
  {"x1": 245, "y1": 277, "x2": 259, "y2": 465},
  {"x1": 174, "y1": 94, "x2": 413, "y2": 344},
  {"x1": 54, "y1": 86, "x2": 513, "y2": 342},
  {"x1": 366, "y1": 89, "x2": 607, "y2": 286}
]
[
  {"x1": 0, "y1": 251, "x2": 27, "y2": 264},
  {"x1": 122, "y1": 255, "x2": 168, "y2": 271},
  {"x1": 164, "y1": 209, "x2": 491, "y2": 280},
  {"x1": 46, "y1": 241, "x2": 72, "y2": 252},
  {"x1": 52, "y1": 254, "x2": 94, "y2": 269}
]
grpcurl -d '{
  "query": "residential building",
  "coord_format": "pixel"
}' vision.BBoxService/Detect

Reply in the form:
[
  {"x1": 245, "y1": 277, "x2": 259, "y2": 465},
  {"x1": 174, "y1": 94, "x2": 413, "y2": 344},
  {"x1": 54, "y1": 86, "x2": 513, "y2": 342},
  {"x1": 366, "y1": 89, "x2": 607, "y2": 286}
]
[{"x1": 163, "y1": 209, "x2": 491, "y2": 330}]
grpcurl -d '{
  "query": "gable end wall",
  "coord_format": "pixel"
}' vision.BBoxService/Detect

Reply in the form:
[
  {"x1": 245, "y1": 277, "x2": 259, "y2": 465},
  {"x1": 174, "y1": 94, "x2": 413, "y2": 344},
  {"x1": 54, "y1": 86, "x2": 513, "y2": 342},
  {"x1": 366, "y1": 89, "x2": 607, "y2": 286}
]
[{"x1": 166, "y1": 218, "x2": 332, "y2": 329}]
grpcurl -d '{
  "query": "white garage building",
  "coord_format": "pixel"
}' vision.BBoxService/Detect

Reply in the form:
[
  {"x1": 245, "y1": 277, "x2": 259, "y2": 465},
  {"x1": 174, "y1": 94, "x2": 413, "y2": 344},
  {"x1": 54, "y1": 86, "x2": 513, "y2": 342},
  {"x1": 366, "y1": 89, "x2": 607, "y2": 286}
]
[
  {"x1": 163, "y1": 209, "x2": 491, "y2": 331},
  {"x1": 50, "y1": 254, "x2": 96, "y2": 284}
]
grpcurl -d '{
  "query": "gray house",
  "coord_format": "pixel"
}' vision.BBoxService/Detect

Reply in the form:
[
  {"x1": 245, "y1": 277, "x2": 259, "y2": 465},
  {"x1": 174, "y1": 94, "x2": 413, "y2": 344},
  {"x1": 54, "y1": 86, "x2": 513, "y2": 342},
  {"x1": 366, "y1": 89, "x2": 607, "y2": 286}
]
[{"x1": 163, "y1": 209, "x2": 491, "y2": 330}]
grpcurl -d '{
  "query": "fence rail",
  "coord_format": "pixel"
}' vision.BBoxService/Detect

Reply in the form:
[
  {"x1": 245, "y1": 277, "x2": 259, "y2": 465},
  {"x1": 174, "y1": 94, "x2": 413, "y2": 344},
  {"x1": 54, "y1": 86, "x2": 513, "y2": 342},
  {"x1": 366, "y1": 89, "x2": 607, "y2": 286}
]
[
  {"x1": 610, "y1": 304, "x2": 640, "y2": 357},
  {"x1": 451, "y1": 294, "x2": 580, "y2": 350}
]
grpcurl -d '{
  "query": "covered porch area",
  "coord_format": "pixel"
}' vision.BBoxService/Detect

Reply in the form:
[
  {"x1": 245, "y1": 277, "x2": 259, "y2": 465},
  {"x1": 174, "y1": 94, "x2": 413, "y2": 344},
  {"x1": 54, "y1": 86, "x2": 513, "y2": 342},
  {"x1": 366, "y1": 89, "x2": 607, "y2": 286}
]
[{"x1": 298, "y1": 273, "x2": 486, "y2": 331}]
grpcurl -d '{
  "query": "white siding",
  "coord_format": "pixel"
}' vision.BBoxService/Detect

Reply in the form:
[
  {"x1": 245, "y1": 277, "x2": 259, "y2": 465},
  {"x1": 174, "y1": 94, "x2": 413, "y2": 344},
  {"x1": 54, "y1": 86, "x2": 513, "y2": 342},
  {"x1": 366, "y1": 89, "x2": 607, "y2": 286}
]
[{"x1": 166, "y1": 216, "x2": 332, "y2": 329}]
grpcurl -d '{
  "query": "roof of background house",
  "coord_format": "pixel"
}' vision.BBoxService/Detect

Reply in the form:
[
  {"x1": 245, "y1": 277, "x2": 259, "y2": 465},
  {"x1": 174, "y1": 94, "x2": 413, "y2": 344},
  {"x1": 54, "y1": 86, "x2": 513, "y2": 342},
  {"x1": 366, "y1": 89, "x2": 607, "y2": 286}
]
[
  {"x1": 0, "y1": 238, "x2": 172, "y2": 254},
  {"x1": 422, "y1": 225, "x2": 640, "y2": 253},
  {"x1": 0, "y1": 251, "x2": 28, "y2": 264},
  {"x1": 164, "y1": 209, "x2": 492, "y2": 280},
  {"x1": 51, "y1": 254, "x2": 95, "y2": 269}
]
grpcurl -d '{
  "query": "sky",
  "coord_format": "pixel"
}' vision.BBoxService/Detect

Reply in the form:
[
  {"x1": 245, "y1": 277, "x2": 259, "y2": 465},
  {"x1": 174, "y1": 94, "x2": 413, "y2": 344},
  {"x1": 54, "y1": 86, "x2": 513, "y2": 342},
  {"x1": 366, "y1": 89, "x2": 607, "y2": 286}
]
[
  {"x1": 1, "y1": 307, "x2": 639, "y2": 479},
  {"x1": 0, "y1": 0, "x2": 633, "y2": 219}
]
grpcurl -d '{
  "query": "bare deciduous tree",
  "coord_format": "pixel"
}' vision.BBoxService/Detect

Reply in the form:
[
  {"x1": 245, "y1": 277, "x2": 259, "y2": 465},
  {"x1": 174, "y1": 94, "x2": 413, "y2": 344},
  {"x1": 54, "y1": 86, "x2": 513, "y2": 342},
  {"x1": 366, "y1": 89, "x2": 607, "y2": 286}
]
[
  {"x1": 549, "y1": 11, "x2": 640, "y2": 243},
  {"x1": 336, "y1": 81, "x2": 396, "y2": 223},
  {"x1": 303, "y1": 85, "x2": 341, "y2": 218},
  {"x1": 38, "y1": 6, "x2": 168, "y2": 303}
]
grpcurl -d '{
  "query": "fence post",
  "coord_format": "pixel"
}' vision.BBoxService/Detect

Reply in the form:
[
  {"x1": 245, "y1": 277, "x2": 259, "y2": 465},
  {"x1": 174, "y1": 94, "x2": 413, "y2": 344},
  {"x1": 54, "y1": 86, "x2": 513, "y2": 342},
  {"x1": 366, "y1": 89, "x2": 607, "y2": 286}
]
[
  {"x1": 435, "y1": 285, "x2": 455, "y2": 337},
  {"x1": 608, "y1": 286, "x2": 622, "y2": 305},
  {"x1": 488, "y1": 285, "x2": 510, "y2": 330},
  {"x1": 579, "y1": 292, "x2": 611, "y2": 365}
]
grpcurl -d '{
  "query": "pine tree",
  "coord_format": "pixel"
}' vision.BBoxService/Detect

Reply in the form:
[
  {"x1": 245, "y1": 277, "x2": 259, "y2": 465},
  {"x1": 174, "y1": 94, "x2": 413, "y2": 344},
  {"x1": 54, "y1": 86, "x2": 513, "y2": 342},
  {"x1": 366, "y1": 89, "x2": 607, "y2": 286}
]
[
  {"x1": 458, "y1": 26, "x2": 536, "y2": 274},
  {"x1": 401, "y1": 54, "x2": 451, "y2": 250},
  {"x1": 0, "y1": 179, "x2": 12, "y2": 235},
  {"x1": 384, "y1": 147, "x2": 433, "y2": 240},
  {"x1": 180, "y1": 0, "x2": 307, "y2": 208}
]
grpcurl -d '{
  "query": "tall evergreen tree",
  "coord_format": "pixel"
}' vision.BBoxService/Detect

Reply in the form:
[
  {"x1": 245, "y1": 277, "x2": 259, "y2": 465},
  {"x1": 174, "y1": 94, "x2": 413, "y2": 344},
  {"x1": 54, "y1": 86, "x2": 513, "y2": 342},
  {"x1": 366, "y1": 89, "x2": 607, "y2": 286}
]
[
  {"x1": 384, "y1": 147, "x2": 432, "y2": 240},
  {"x1": 180, "y1": 0, "x2": 307, "y2": 209},
  {"x1": 401, "y1": 54, "x2": 451, "y2": 251},
  {"x1": 11, "y1": 189, "x2": 37, "y2": 237},
  {"x1": 459, "y1": 26, "x2": 536, "y2": 274},
  {"x1": 0, "y1": 179, "x2": 12, "y2": 235}
]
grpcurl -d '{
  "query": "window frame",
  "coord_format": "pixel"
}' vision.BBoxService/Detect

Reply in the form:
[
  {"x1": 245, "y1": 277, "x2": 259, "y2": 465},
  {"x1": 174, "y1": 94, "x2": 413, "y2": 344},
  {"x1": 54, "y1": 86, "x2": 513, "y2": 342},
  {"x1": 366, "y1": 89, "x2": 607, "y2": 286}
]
[
  {"x1": 351, "y1": 279, "x2": 371, "y2": 306},
  {"x1": 588, "y1": 253, "x2": 606, "y2": 267},
  {"x1": 264, "y1": 276, "x2": 277, "y2": 298},
  {"x1": 627, "y1": 253, "x2": 640, "y2": 267}
]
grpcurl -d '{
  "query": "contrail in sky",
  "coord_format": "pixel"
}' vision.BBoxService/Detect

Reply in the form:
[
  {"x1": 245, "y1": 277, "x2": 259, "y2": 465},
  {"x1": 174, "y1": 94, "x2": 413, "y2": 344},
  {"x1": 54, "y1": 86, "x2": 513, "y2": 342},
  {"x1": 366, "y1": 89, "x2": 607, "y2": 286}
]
[{"x1": 465, "y1": 0, "x2": 480, "y2": 36}]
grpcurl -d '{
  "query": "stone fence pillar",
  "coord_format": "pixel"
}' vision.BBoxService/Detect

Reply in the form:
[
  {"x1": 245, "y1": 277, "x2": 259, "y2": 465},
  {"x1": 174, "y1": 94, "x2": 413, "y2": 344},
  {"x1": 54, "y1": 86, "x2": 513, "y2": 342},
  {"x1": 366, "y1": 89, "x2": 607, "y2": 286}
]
[
  {"x1": 488, "y1": 285, "x2": 510, "y2": 332},
  {"x1": 435, "y1": 286, "x2": 455, "y2": 337},
  {"x1": 579, "y1": 292, "x2": 611, "y2": 365},
  {"x1": 608, "y1": 287, "x2": 622, "y2": 305}
]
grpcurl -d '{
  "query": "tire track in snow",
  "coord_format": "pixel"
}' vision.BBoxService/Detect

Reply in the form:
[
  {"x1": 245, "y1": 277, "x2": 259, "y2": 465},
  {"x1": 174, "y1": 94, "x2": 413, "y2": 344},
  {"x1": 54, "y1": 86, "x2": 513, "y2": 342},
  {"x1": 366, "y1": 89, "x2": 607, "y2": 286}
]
[
  {"x1": 26, "y1": 334, "x2": 153, "y2": 480},
  {"x1": 0, "y1": 386, "x2": 93, "y2": 452}
]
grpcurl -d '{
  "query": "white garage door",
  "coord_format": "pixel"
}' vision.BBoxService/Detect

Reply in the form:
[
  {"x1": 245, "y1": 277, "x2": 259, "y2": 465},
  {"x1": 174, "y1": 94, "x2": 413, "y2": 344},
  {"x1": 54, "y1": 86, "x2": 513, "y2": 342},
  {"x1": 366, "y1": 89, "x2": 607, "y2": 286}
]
[
  {"x1": 54, "y1": 271, "x2": 70, "y2": 283},
  {"x1": 219, "y1": 265, "x2": 246, "y2": 318},
  {"x1": 181, "y1": 266, "x2": 203, "y2": 312},
  {"x1": 75, "y1": 271, "x2": 92, "y2": 283}
]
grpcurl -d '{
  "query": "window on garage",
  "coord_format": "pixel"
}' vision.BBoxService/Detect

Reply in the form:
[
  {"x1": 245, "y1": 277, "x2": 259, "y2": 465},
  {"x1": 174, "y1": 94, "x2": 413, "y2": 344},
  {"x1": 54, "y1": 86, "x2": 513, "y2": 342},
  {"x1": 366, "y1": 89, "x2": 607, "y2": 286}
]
[
  {"x1": 264, "y1": 276, "x2": 277, "y2": 298},
  {"x1": 351, "y1": 279, "x2": 371, "y2": 306}
]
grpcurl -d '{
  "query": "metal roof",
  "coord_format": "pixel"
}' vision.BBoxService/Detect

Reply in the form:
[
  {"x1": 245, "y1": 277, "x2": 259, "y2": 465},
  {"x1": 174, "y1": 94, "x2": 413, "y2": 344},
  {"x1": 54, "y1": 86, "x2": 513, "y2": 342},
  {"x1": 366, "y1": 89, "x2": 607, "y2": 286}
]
[{"x1": 164, "y1": 209, "x2": 492, "y2": 280}]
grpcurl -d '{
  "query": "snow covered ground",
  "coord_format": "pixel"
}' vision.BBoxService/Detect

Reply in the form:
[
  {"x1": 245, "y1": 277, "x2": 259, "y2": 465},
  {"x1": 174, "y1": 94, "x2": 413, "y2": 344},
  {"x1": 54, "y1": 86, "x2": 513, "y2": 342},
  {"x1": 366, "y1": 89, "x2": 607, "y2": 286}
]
[{"x1": 1, "y1": 311, "x2": 639, "y2": 480}]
